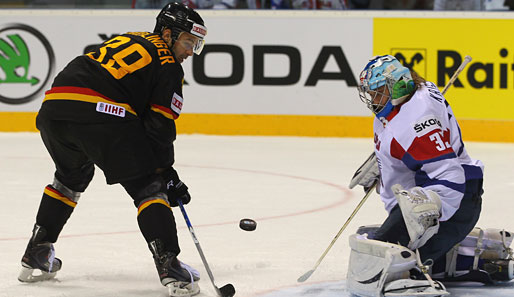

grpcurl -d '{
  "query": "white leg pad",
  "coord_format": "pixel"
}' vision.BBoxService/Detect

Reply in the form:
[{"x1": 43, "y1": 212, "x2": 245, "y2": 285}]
[{"x1": 347, "y1": 234, "x2": 449, "y2": 297}]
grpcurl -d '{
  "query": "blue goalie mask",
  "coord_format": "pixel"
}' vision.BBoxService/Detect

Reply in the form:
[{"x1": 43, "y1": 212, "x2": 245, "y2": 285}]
[{"x1": 358, "y1": 55, "x2": 415, "y2": 118}]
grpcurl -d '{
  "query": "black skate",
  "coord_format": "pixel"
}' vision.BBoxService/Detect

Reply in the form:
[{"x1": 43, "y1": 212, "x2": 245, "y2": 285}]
[
  {"x1": 432, "y1": 259, "x2": 514, "y2": 284},
  {"x1": 483, "y1": 259, "x2": 514, "y2": 281},
  {"x1": 18, "y1": 224, "x2": 62, "y2": 283},
  {"x1": 149, "y1": 239, "x2": 200, "y2": 297}
]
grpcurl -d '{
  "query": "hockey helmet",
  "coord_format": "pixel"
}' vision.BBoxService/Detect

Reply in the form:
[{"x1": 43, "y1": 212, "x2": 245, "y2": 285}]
[
  {"x1": 154, "y1": 2, "x2": 207, "y2": 55},
  {"x1": 358, "y1": 55, "x2": 414, "y2": 118}
]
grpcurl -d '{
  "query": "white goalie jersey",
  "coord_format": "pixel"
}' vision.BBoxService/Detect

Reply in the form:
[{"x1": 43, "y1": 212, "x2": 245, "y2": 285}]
[{"x1": 373, "y1": 82, "x2": 483, "y2": 221}]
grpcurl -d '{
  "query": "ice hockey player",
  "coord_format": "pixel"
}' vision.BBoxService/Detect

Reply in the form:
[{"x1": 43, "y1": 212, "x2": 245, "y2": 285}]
[
  {"x1": 18, "y1": 2, "x2": 206, "y2": 296},
  {"x1": 347, "y1": 55, "x2": 514, "y2": 296}
]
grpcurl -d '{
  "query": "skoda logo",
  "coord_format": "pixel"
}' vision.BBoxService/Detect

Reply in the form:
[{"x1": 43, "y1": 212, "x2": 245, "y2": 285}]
[{"x1": 0, "y1": 23, "x2": 55, "y2": 104}]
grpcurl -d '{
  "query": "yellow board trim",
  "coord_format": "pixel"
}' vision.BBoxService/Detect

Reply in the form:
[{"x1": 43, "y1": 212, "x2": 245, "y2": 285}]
[{"x1": 1, "y1": 112, "x2": 513, "y2": 143}]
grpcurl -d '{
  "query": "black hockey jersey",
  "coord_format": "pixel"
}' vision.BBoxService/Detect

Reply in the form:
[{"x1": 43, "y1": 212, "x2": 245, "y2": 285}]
[{"x1": 39, "y1": 32, "x2": 184, "y2": 167}]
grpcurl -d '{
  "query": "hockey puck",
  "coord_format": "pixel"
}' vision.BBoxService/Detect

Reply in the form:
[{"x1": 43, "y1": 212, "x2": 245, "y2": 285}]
[{"x1": 239, "y1": 218, "x2": 257, "y2": 231}]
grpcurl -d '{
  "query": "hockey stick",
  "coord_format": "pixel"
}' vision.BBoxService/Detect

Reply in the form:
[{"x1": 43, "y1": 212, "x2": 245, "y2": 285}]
[
  {"x1": 297, "y1": 181, "x2": 377, "y2": 283},
  {"x1": 178, "y1": 200, "x2": 236, "y2": 297},
  {"x1": 297, "y1": 55, "x2": 473, "y2": 283},
  {"x1": 441, "y1": 55, "x2": 472, "y2": 95}
]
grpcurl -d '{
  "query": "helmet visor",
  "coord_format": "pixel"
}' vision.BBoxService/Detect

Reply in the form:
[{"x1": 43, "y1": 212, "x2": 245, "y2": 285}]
[{"x1": 177, "y1": 32, "x2": 205, "y2": 55}]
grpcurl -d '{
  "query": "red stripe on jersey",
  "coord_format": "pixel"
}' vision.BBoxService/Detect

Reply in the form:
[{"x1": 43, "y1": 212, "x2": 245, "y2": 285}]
[
  {"x1": 46, "y1": 86, "x2": 116, "y2": 103},
  {"x1": 150, "y1": 104, "x2": 176, "y2": 119},
  {"x1": 407, "y1": 129, "x2": 454, "y2": 161},
  {"x1": 390, "y1": 137, "x2": 406, "y2": 160}
]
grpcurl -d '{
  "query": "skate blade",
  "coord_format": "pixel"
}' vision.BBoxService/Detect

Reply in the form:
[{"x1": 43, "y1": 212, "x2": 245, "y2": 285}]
[
  {"x1": 18, "y1": 265, "x2": 57, "y2": 283},
  {"x1": 167, "y1": 281, "x2": 200, "y2": 297}
]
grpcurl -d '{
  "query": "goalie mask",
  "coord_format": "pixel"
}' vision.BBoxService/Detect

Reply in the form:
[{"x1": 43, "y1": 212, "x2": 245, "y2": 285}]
[
  {"x1": 358, "y1": 55, "x2": 415, "y2": 118},
  {"x1": 154, "y1": 2, "x2": 207, "y2": 55}
]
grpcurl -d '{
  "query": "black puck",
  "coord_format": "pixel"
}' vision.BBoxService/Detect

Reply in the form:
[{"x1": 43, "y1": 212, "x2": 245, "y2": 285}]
[{"x1": 239, "y1": 218, "x2": 257, "y2": 231}]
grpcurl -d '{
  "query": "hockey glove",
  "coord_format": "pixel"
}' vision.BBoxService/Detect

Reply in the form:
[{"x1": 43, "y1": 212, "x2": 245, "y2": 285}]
[
  {"x1": 392, "y1": 184, "x2": 442, "y2": 250},
  {"x1": 162, "y1": 167, "x2": 191, "y2": 207},
  {"x1": 349, "y1": 152, "x2": 380, "y2": 193}
]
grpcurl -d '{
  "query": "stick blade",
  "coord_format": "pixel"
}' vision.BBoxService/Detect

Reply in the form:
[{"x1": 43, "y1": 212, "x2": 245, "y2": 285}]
[
  {"x1": 297, "y1": 269, "x2": 314, "y2": 283},
  {"x1": 219, "y1": 283, "x2": 236, "y2": 297}
]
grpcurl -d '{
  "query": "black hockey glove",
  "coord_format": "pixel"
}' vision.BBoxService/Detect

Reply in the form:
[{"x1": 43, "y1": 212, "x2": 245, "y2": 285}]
[{"x1": 162, "y1": 168, "x2": 191, "y2": 207}]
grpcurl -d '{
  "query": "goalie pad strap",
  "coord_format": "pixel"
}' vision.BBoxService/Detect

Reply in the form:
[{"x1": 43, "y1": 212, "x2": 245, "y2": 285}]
[{"x1": 473, "y1": 228, "x2": 484, "y2": 270}]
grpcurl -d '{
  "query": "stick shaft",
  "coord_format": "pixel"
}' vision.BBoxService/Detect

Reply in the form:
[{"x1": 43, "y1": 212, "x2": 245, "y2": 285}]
[
  {"x1": 441, "y1": 55, "x2": 472, "y2": 95},
  {"x1": 178, "y1": 201, "x2": 223, "y2": 296},
  {"x1": 298, "y1": 181, "x2": 377, "y2": 282}
]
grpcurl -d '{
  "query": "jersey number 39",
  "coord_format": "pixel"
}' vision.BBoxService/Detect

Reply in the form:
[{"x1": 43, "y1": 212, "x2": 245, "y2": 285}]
[{"x1": 86, "y1": 36, "x2": 152, "y2": 80}]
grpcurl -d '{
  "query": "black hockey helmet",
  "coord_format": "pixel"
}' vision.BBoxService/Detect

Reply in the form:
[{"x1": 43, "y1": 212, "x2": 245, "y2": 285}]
[{"x1": 154, "y1": 2, "x2": 207, "y2": 54}]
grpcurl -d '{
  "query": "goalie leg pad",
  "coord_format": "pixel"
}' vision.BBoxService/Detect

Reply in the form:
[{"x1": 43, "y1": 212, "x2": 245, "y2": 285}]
[
  {"x1": 347, "y1": 234, "x2": 448, "y2": 297},
  {"x1": 433, "y1": 227, "x2": 514, "y2": 283},
  {"x1": 392, "y1": 185, "x2": 441, "y2": 250}
]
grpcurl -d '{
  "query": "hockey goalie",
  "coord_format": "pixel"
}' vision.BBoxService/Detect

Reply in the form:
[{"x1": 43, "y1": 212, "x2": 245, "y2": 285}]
[{"x1": 346, "y1": 55, "x2": 514, "y2": 297}]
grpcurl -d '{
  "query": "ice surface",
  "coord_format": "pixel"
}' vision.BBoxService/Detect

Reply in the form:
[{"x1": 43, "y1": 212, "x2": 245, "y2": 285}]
[{"x1": 1, "y1": 133, "x2": 513, "y2": 297}]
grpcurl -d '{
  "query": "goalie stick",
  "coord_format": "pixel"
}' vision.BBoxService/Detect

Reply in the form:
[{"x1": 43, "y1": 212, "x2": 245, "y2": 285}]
[
  {"x1": 297, "y1": 55, "x2": 473, "y2": 283},
  {"x1": 441, "y1": 55, "x2": 472, "y2": 96},
  {"x1": 297, "y1": 181, "x2": 377, "y2": 283},
  {"x1": 178, "y1": 200, "x2": 236, "y2": 297}
]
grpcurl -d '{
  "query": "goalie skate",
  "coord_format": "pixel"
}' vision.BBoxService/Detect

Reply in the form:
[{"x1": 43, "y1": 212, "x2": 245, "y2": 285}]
[{"x1": 384, "y1": 279, "x2": 448, "y2": 296}]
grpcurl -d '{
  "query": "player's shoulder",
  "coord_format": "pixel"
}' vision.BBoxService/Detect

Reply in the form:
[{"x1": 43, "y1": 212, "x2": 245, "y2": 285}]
[
  {"x1": 413, "y1": 82, "x2": 447, "y2": 109},
  {"x1": 389, "y1": 84, "x2": 445, "y2": 146}
]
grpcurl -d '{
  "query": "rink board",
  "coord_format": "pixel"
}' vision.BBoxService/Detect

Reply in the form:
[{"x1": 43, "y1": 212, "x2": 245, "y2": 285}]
[{"x1": 0, "y1": 10, "x2": 513, "y2": 141}]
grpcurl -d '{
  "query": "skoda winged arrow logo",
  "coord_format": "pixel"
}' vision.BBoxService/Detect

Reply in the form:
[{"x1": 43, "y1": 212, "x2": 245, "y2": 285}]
[{"x1": 0, "y1": 23, "x2": 55, "y2": 104}]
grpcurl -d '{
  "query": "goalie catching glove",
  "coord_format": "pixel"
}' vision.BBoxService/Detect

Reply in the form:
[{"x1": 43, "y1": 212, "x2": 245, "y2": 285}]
[
  {"x1": 392, "y1": 184, "x2": 442, "y2": 250},
  {"x1": 349, "y1": 152, "x2": 380, "y2": 193},
  {"x1": 161, "y1": 167, "x2": 191, "y2": 207}
]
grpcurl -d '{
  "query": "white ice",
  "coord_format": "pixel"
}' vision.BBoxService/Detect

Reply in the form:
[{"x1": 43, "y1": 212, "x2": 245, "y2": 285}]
[{"x1": 1, "y1": 133, "x2": 514, "y2": 297}]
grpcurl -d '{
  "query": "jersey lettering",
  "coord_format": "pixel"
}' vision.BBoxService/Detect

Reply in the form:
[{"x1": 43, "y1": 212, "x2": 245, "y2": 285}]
[{"x1": 87, "y1": 35, "x2": 152, "y2": 80}]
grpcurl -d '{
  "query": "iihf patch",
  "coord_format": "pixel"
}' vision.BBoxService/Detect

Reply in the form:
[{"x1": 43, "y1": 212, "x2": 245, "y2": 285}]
[
  {"x1": 171, "y1": 92, "x2": 183, "y2": 116},
  {"x1": 96, "y1": 102, "x2": 126, "y2": 117}
]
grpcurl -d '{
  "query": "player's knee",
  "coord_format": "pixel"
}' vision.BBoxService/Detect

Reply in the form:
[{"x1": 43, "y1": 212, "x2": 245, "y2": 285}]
[{"x1": 121, "y1": 174, "x2": 168, "y2": 207}]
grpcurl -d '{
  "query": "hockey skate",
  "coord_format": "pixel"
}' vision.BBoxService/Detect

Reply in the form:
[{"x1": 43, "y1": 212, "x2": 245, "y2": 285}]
[
  {"x1": 18, "y1": 224, "x2": 62, "y2": 283},
  {"x1": 149, "y1": 239, "x2": 200, "y2": 297}
]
